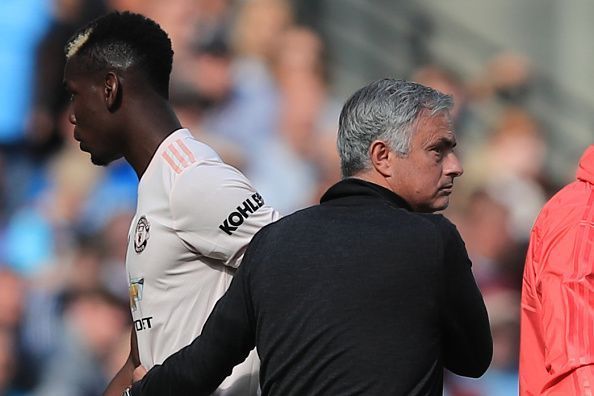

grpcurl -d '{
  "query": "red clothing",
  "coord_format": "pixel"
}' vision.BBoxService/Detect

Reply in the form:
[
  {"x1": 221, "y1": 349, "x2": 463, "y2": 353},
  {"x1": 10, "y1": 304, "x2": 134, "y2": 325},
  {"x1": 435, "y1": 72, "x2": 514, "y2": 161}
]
[{"x1": 520, "y1": 145, "x2": 594, "y2": 395}]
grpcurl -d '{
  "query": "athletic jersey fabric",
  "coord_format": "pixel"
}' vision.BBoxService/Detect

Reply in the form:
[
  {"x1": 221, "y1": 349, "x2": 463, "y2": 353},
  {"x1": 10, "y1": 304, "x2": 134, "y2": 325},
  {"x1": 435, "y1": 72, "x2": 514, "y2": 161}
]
[
  {"x1": 126, "y1": 129, "x2": 279, "y2": 394},
  {"x1": 520, "y1": 145, "x2": 594, "y2": 395}
]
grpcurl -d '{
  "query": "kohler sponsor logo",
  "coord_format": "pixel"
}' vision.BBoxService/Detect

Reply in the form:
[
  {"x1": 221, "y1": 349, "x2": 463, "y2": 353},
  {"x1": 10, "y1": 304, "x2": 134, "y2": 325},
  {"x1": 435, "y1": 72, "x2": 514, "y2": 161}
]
[{"x1": 219, "y1": 193, "x2": 265, "y2": 235}]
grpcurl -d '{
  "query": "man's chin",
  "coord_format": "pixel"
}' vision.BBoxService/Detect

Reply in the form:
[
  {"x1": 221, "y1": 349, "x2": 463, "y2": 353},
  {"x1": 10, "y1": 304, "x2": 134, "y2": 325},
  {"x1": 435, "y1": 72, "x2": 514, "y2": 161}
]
[
  {"x1": 417, "y1": 198, "x2": 450, "y2": 213},
  {"x1": 90, "y1": 156, "x2": 111, "y2": 167},
  {"x1": 432, "y1": 198, "x2": 450, "y2": 212}
]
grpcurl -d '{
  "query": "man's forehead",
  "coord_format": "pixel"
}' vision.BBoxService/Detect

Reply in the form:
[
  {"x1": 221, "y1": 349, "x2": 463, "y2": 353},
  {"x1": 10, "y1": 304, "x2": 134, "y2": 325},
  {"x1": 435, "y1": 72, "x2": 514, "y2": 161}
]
[
  {"x1": 422, "y1": 132, "x2": 456, "y2": 149},
  {"x1": 64, "y1": 57, "x2": 98, "y2": 84},
  {"x1": 63, "y1": 57, "x2": 81, "y2": 81},
  {"x1": 417, "y1": 112, "x2": 455, "y2": 138}
]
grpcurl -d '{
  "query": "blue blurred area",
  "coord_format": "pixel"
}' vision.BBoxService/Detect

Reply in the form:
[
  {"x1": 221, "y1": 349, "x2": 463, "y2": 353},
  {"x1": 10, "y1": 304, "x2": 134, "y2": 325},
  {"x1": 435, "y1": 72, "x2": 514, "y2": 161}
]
[
  {"x1": 79, "y1": 160, "x2": 138, "y2": 234},
  {"x1": 0, "y1": 0, "x2": 50, "y2": 142},
  {"x1": 3, "y1": 208, "x2": 54, "y2": 276}
]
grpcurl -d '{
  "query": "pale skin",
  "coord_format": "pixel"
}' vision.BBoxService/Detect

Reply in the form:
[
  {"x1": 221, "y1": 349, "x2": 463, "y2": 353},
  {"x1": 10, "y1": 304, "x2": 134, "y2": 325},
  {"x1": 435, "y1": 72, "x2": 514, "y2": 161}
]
[{"x1": 355, "y1": 110, "x2": 463, "y2": 213}]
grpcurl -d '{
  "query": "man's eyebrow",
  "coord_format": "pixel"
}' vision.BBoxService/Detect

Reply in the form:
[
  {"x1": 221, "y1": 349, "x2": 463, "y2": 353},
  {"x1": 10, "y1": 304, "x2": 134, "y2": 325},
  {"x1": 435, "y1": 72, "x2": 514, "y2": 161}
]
[{"x1": 429, "y1": 136, "x2": 457, "y2": 148}]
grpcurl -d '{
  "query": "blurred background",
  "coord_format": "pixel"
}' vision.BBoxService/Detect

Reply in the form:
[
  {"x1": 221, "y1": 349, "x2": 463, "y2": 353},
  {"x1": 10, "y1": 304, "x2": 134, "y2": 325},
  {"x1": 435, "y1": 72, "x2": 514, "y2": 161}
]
[{"x1": 0, "y1": 0, "x2": 592, "y2": 395}]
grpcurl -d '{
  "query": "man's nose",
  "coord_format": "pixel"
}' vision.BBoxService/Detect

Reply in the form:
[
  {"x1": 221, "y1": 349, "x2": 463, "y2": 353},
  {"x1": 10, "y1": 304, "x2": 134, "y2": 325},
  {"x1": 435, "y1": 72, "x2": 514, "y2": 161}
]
[
  {"x1": 68, "y1": 110, "x2": 76, "y2": 125},
  {"x1": 446, "y1": 152, "x2": 464, "y2": 178}
]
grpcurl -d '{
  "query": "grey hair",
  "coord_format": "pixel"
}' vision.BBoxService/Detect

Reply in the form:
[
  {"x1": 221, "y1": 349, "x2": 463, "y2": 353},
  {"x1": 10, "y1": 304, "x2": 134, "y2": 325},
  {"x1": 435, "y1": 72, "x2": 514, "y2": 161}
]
[{"x1": 337, "y1": 78, "x2": 453, "y2": 177}]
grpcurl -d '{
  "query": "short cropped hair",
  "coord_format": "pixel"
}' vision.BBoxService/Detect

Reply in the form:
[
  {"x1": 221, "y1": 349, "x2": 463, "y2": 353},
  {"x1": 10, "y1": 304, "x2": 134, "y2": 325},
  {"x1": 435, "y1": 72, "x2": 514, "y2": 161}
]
[
  {"x1": 337, "y1": 78, "x2": 453, "y2": 177},
  {"x1": 65, "y1": 11, "x2": 173, "y2": 98}
]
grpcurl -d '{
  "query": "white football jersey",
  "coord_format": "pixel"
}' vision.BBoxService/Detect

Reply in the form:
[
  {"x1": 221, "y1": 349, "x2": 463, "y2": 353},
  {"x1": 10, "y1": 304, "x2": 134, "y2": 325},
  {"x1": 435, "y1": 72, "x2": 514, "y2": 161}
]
[{"x1": 126, "y1": 129, "x2": 279, "y2": 395}]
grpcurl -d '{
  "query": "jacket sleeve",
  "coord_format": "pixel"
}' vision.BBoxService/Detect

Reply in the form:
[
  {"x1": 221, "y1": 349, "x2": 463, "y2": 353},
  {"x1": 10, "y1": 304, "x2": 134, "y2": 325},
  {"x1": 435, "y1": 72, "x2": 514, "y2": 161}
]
[
  {"x1": 439, "y1": 217, "x2": 493, "y2": 377},
  {"x1": 128, "y1": 246, "x2": 259, "y2": 396},
  {"x1": 535, "y1": 221, "x2": 594, "y2": 393}
]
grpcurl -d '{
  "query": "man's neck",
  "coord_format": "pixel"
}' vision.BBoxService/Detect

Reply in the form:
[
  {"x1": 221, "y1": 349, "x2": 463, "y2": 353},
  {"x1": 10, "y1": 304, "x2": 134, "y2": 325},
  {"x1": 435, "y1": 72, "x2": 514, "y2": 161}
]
[{"x1": 124, "y1": 100, "x2": 182, "y2": 179}]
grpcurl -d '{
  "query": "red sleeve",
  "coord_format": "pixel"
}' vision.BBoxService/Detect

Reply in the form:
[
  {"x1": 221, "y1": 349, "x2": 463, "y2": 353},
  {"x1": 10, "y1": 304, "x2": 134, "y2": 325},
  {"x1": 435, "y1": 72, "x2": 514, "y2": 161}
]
[{"x1": 537, "y1": 218, "x2": 594, "y2": 394}]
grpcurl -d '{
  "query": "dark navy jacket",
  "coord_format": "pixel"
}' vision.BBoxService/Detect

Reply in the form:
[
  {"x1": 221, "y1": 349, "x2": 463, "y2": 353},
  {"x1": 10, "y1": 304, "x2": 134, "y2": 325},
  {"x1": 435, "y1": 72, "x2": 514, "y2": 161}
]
[{"x1": 131, "y1": 178, "x2": 492, "y2": 396}]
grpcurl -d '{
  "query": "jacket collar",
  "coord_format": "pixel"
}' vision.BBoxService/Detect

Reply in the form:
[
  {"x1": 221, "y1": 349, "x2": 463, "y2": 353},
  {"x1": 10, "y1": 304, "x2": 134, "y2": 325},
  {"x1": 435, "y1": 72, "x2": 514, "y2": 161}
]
[
  {"x1": 577, "y1": 145, "x2": 594, "y2": 185},
  {"x1": 320, "y1": 178, "x2": 413, "y2": 211}
]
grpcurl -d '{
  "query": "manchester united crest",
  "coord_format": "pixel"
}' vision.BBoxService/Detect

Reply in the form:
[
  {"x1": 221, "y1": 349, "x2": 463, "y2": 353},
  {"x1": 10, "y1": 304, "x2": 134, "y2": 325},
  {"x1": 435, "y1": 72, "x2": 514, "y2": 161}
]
[{"x1": 134, "y1": 215, "x2": 150, "y2": 253}]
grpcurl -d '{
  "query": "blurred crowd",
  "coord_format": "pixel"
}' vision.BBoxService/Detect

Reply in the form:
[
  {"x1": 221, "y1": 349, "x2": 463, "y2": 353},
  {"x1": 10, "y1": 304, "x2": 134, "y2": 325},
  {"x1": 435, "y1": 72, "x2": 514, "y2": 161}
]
[{"x1": 0, "y1": 0, "x2": 567, "y2": 395}]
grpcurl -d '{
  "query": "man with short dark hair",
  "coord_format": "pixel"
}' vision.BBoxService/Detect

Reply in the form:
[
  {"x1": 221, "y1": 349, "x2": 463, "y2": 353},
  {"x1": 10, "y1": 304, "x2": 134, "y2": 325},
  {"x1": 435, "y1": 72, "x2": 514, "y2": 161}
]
[
  {"x1": 62, "y1": 11, "x2": 279, "y2": 396},
  {"x1": 129, "y1": 78, "x2": 493, "y2": 396}
]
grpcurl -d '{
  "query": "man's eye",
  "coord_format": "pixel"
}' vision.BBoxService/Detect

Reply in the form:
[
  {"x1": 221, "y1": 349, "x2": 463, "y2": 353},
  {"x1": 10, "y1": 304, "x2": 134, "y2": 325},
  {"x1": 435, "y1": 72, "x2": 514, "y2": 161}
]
[{"x1": 432, "y1": 148, "x2": 444, "y2": 159}]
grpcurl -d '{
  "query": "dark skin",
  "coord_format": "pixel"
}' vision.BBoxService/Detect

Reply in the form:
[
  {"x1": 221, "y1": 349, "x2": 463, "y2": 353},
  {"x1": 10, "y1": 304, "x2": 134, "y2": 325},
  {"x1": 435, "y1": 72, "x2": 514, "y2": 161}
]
[
  {"x1": 63, "y1": 55, "x2": 181, "y2": 395},
  {"x1": 63, "y1": 55, "x2": 181, "y2": 179}
]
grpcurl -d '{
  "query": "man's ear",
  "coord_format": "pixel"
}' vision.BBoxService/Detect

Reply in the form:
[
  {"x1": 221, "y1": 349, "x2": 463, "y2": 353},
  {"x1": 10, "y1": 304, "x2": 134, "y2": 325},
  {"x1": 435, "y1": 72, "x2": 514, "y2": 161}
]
[
  {"x1": 369, "y1": 140, "x2": 393, "y2": 177},
  {"x1": 104, "y1": 72, "x2": 121, "y2": 111}
]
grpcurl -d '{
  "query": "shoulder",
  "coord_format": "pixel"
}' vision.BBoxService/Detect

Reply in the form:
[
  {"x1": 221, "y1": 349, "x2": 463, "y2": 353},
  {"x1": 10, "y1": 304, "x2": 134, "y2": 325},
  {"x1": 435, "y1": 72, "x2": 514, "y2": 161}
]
[
  {"x1": 167, "y1": 160, "x2": 267, "y2": 237},
  {"x1": 172, "y1": 160, "x2": 255, "y2": 203},
  {"x1": 243, "y1": 205, "x2": 313, "y2": 238},
  {"x1": 395, "y1": 210, "x2": 456, "y2": 236},
  {"x1": 159, "y1": 132, "x2": 219, "y2": 170},
  {"x1": 416, "y1": 213, "x2": 463, "y2": 246},
  {"x1": 417, "y1": 213, "x2": 457, "y2": 231},
  {"x1": 531, "y1": 180, "x2": 589, "y2": 234},
  {"x1": 167, "y1": 155, "x2": 277, "y2": 233}
]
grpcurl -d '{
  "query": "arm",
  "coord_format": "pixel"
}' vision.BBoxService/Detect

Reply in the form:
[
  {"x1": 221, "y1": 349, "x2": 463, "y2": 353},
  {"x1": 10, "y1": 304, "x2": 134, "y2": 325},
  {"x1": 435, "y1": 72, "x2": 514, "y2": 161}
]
[
  {"x1": 439, "y1": 218, "x2": 493, "y2": 377},
  {"x1": 103, "y1": 328, "x2": 141, "y2": 396},
  {"x1": 129, "y1": 249, "x2": 258, "y2": 396},
  {"x1": 170, "y1": 162, "x2": 279, "y2": 267},
  {"x1": 536, "y1": 227, "x2": 594, "y2": 393}
]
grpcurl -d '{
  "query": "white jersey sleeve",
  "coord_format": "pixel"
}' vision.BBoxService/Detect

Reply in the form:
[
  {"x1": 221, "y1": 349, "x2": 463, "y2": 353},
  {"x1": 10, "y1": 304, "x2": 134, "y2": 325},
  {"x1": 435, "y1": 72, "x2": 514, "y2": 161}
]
[{"x1": 170, "y1": 160, "x2": 279, "y2": 268}]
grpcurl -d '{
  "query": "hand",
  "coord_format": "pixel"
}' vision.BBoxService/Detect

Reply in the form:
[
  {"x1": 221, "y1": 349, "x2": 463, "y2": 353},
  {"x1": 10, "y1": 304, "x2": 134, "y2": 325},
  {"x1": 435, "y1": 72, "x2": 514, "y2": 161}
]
[{"x1": 133, "y1": 365, "x2": 147, "y2": 383}]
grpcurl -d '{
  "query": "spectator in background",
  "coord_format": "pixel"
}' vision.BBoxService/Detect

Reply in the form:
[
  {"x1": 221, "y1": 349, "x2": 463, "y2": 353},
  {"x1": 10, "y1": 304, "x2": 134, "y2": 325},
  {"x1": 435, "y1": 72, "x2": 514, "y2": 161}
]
[
  {"x1": 474, "y1": 52, "x2": 534, "y2": 106},
  {"x1": 461, "y1": 107, "x2": 547, "y2": 245},
  {"x1": 464, "y1": 51, "x2": 535, "y2": 134},
  {"x1": 412, "y1": 64, "x2": 469, "y2": 133},
  {"x1": 520, "y1": 144, "x2": 594, "y2": 395},
  {"x1": 0, "y1": 269, "x2": 34, "y2": 394},
  {"x1": 12, "y1": 229, "x2": 133, "y2": 395},
  {"x1": 172, "y1": 30, "x2": 250, "y2": 171},
  {"x1": 0, "y1": 326, "x2": 18, "y2": 396},
  {"x1": 0, "y1": 269, "x2": 33, "y2": 394},
  {"x1": 452, "y1": 190, "x2": 515, "y2": 290},
  {"x1": 193, "y1": 0, "x2": 234, "y2": 45},
  {"x1": 250, "y1": 26, "x2": 340, "y2": 214},
  {"x1": 0, "y1": 269, "x2": 26, "y2": 331},
  {"x1": 33, "y1": 289, "x2": 128, "y2": 396},
  {"x1": 200, "y1": 0, "x2": 293, "y2": 166}
]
